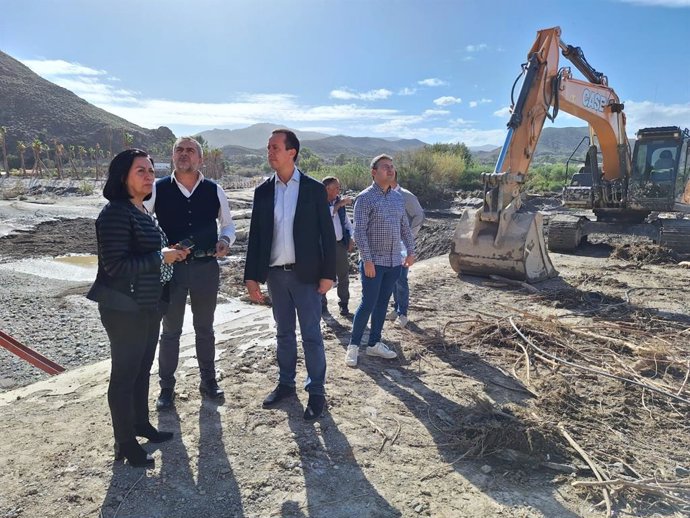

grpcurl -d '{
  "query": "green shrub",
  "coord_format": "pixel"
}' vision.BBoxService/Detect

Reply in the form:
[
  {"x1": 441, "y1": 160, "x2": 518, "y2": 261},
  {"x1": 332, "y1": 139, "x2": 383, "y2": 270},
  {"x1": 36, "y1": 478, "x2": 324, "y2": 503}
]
[
  {"x1": 309, "y1": 162, "x2": 371, "y2": 192},
  {"x1": 524, "y1": 163, "x2": 569, "y2": 192},
  {"x1": 78, "y1": 180, "x2": 95, "y2": 195}
]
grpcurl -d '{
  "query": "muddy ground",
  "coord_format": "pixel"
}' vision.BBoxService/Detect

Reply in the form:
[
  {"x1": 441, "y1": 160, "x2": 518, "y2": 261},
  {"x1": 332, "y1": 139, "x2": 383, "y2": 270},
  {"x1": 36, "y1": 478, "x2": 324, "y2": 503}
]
[{"x1": 0, "y1": 189, "x2": 689, "y2": 518}]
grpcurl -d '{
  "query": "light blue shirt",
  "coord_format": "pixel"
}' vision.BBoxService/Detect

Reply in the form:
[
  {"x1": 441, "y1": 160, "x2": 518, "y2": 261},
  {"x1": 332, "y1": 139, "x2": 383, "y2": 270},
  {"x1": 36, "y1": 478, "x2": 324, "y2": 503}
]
[{"x1": 270, "y1": 166, "x2": 300, "y2": 266}]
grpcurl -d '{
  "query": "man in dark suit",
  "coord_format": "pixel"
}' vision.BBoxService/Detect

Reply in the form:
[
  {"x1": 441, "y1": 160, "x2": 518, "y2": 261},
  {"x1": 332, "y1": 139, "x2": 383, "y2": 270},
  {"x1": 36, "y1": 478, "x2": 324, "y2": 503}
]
[{"x1": 244, "y1": 129, "x2": 336, "y2": 421}]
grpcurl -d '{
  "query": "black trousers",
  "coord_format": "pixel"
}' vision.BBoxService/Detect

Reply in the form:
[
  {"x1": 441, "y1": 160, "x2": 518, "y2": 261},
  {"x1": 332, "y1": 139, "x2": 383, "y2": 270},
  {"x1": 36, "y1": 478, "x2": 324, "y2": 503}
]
[{"x1": 99, "y1": 306, "x2": 162, "y2": 444}]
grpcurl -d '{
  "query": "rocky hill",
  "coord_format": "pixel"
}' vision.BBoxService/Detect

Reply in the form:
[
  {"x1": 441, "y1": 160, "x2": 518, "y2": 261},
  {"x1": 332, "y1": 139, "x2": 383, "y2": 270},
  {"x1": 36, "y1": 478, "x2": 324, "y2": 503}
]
[
  {"x1": 0, "y1": 50, "x2": 175, "y2": 156},
  {"x1": 210, "y1": 124, "x2": 426, "y2": 163},
  {"x1": 197, "y1": 123, "x2": 330, "y2": 149},
  {"x1": 302, "y1": 135, "x2": 426, "y2": 160},
  {"x1": 472, "y1": 126, "x2": 591, "y2": 165}
]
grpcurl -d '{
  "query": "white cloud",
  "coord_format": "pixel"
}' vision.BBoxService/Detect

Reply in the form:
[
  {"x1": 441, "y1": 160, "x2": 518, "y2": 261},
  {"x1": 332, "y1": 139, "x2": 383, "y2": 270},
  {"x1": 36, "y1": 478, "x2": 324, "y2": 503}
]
[
  {"x1": 493, "y1": 106, "x2": 512, "y2": 117},
  {"x1": 329, "y1": 88, "x2": 392, "y2": 101},
  {"x1": 448, "y1": 118, "x2": 474, "y2": 127},
  {"x1": 433, "y1": 96, "x2": 462, "y2": 106},
  {"x1": 465, "y1": 43, "x2": 488, "y2": 53},
  {"x1": 423, "y1": 109, "x2": 450, "y2": 117},
  {"x1": 618, "y1": 0, "x2": 690, "y2": 6},
  {"x1": 418, "y1": 78, "x2": 448, "y2": 87},
  {"x1": 398, "y1": 87, "x2": 417, "y2": 96},
  {"x1": 623, "y1": 100, "x2": 690, "y2": 134},
  {"x1": 21, "y1": 59, "x2": 107, "y2": 76},
  {"x1": 469, "y1": 98, "x2": 492, "y2": 108}
]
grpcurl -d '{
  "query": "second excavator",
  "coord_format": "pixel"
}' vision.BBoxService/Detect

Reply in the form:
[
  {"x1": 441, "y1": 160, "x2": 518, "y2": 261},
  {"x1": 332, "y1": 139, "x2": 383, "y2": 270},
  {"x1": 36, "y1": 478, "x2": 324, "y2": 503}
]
[{"x1": 449, "y1": 26, "x2": 690, "y2": 282}]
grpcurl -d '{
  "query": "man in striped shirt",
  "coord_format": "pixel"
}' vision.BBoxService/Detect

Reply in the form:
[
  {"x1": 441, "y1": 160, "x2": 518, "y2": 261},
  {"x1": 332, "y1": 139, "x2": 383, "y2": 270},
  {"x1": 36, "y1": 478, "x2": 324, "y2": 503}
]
[{"x1": 345, "y1": 154, "x2": 416, "y2": 367}]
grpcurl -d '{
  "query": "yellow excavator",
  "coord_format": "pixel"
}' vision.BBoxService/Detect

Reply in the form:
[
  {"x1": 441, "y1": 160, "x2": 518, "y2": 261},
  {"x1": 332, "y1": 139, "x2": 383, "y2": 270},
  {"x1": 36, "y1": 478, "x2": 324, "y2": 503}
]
[{"x1": 449, "y1": 26, "x2": 690, "y2": 282}]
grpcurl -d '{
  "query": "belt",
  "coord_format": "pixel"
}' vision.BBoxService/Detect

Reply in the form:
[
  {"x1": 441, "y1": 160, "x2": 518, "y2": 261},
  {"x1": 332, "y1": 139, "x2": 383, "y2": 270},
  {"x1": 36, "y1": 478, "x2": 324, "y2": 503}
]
[{"x1": 270, "y1": 263, "x2": 295, "y2": 271}]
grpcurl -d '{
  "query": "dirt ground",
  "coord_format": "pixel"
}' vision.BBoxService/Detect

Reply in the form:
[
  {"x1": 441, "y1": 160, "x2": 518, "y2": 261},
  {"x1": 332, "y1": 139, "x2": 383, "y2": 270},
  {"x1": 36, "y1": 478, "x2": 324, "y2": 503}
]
[{"x1": 0, "y1": 189, "x2": 689, "y2": 518}]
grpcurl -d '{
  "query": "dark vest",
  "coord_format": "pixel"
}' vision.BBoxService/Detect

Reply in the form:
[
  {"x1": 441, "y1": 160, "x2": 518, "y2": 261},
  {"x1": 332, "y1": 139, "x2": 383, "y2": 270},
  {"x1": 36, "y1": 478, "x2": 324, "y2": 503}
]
[
  {"x1": 335, "y1": 197, "x2": 351, "y2": 246},
  {"x1": 154, "y1": 176, "x2": 220, "y2": 251}
]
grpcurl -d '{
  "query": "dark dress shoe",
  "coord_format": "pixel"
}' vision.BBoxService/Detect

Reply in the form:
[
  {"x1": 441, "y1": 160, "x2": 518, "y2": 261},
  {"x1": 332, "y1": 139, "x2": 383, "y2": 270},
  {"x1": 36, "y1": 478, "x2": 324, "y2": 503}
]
[
  {"x1": 135, "y1": 422, "x2": 174, "y2": 443},
  {"x1": 155, "y1": 388, "x2": 175, "y2": 411},
  {"x1": 262, "y1": 384, "x2": 297, "y2": 408},
  {"x1": 199, "y1": 380, "x2": 225, "y2": 399},
  {"x1": 339, "y1": 306, "x2": 350, "y2": 316},
  {"x1": 304, "y1": 394, "x2": 326, "y2": 421},
  {"x1": 114, "y1": 439, "x2": 155, "y2": 468}
]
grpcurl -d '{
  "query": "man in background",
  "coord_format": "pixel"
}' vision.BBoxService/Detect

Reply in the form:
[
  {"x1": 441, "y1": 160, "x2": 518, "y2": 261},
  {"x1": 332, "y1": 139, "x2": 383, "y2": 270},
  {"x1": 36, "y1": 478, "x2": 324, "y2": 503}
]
[
  {"x1": 321, "y1": 176, "x2": 354, "y2": 316},
  {"x1": 388, "y1": 172, "x2": 424, "y2": 327},
  {"x1": 145, "y1": 136, "x2": 236, "y2": 410},
  {"x1": 345, "y1": 154, "x2": 415, "y2": 368}
]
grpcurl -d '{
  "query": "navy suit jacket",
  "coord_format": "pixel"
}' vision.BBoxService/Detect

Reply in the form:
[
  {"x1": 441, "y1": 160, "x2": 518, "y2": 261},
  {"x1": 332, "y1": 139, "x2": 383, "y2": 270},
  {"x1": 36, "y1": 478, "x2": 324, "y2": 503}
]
[{"x1": 244, "y1": 171, "x2": 336, "y2": 285}]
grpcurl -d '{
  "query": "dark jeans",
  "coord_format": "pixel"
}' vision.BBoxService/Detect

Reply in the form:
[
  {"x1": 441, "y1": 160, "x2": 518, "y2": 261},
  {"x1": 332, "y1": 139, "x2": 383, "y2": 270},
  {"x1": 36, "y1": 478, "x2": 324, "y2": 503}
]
[
  {"x1": 392, "y1": 266, "x2": 410, "y2": 316},
  {"x1": 267, "y1": 268, "x2": 326, "y2": 396},
  {"x1": 350, "y1": 262, "x2": 401, "y2": 346},
  {"x1": 322, "y1": 240, "x2": 350, "y2": 309},
  {"x1": 100, "y1": 306, "x2": 162, "y2": 444},
  {"x1": 159, "y1": 259, "x2": 219, "y2": 389}
]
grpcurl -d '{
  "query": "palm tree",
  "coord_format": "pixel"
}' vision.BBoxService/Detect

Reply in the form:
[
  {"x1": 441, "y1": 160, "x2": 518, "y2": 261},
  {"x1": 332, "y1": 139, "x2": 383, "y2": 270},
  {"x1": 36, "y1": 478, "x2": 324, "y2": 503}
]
[
  {"x1": 122, "y1": 130, "x2": 133, "y2": 150},
  {"x1": 78, "y1": 146, "x2": 87, "y2": 176},
  {"x1": 42, "y1": 142, "x2": 52, "y2": 176},
  {"x1": 53, "y1": 141, "x2": 65, "y2": 179},
  {"x1": 106, "y1": 127, "x2": 114, "y2": 160},
  {"x1": 0, "y1": 126, "x2": 9, "y2": 173},
  {"x1": 67, "y1": 145, "x2": 79, "y2": 177},
  {"x1": 31, "y1": 138, "x2": 43, "y2": 176},
  {"x1": 16, "y1": 141, "x2": 26, "y2": 175},
  {"x1": 95, "y1": 143, "x2": 104, "y2": 180}
]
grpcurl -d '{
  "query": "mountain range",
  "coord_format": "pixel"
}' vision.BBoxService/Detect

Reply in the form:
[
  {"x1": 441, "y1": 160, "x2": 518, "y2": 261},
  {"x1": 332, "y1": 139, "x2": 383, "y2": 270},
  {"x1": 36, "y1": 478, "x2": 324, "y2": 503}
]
[
  {"x1": 0, "y1": 50, "x2": 174, "y2": 155},
  {"x1": 196, "y1": 124, "x2": 427, "y2": 161}
]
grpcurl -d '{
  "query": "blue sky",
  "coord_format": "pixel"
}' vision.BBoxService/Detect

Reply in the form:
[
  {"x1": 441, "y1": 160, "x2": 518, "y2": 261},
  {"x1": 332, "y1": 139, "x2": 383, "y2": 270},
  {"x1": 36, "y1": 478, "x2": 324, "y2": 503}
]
[{"x1": 2, "y1": 0, "x2": 689, "y2": 147}]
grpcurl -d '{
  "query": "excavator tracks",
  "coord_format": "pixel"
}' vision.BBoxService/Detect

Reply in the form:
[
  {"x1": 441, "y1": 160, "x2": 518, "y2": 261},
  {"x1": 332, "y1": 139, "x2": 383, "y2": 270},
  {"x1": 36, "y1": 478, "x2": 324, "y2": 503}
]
[
  {"x1": 547, "y1": 214, "x2": 584, "y2": 252},
  {"x1": 659, "y1": 219, "x2": 690, "y2": 255}
]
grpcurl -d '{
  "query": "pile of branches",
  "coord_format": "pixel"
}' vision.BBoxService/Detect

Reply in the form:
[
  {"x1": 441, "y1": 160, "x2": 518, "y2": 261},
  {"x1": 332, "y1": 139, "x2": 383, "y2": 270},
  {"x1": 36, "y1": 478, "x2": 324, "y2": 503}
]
[{"x1": 441, "y1": 309, "x2": 690, "y2": 516}]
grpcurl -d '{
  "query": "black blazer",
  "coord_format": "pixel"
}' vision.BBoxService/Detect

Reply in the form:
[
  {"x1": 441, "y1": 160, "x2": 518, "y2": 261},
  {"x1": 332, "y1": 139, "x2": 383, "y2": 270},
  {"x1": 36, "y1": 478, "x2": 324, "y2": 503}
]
[{"x1": 244, "y1": 171, "x2": 336, "y2": 285}]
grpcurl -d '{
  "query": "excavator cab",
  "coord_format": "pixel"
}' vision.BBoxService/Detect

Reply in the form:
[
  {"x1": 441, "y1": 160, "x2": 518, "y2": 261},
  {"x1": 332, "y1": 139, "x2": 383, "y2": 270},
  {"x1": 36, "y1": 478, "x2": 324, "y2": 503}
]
[{"x1": 628, "y1": 127, "x2": 690, "y2": 212}]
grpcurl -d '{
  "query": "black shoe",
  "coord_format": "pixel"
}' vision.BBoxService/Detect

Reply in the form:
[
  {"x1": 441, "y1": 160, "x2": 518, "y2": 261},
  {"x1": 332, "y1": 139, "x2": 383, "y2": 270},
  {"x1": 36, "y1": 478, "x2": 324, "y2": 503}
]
[
  {"x1": 199, "y1": 379, "x2": 225, "y2": 399},
  {"x1": 135, "y1": 422, "x2": 174, "y2": 443},
  {"x1": 114, "y1": 439, "x2": 154, "y2": 468},
  {"x1": 155, "y1": 388, "x2": 175, "y2": 410},
  {"x1": 339, "y1": 306, "x2": 350, "y2": 316},
  {"x1": 262, "y1": 384, "x2": 297, "y2": 408},
  {"x1": 304, "y1": 394, "x2": 326, "y2": 421}
]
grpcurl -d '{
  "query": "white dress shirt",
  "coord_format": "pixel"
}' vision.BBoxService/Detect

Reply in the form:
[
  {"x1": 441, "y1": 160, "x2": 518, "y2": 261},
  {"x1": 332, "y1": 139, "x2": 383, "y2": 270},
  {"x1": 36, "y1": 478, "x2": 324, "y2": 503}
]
[{"x1": 270, "y1": 167, "x2": 300, "y2": 266}]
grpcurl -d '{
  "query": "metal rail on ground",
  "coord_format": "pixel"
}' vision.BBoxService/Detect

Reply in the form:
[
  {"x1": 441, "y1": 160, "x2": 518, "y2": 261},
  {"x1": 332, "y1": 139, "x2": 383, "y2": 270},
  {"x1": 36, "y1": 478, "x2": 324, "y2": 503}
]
[{"x1": 0, "y1": 330, "x2": 65, "y2": 375}]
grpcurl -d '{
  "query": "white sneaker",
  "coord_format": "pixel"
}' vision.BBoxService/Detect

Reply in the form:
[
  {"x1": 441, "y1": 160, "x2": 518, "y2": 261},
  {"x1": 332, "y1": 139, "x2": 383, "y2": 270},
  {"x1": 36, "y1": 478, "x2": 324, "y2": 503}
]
[
  {"x1": 387, "y1": 310, "x2": 398, "y2": 321},
  {"x1": 345, "y1": 345, "x2": 359, "y2": 367},
  {"x1": 397, "y1": 315, "x2": 409, "y2": 327},
  {"x1": 366, "y1": 342, "x2": 397, "y2": 359}
]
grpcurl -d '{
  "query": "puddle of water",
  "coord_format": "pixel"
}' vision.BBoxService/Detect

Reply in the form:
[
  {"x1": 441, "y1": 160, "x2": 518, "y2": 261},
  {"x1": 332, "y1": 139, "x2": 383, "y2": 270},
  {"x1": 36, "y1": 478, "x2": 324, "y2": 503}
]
[
  {"x1": 55, "y1": 254, "x2": 98, "y2": 267},
  {"x1": 0, "y1": 255, "x2": 97, "y2": 282}
]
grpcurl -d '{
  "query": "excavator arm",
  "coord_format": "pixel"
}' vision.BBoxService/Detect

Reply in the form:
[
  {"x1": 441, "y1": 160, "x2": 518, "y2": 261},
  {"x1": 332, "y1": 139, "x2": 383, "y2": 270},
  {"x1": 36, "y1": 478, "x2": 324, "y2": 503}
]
[{"x1": 450, "y1": 26, "x2": 630, "y2": 282}]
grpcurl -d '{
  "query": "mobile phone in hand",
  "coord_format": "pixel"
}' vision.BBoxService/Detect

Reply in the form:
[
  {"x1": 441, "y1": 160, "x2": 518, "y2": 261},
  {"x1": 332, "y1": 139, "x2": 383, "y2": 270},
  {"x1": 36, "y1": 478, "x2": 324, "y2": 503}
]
[{"x1": 177, "y1": 238, "x2": 195, "y2": 250}]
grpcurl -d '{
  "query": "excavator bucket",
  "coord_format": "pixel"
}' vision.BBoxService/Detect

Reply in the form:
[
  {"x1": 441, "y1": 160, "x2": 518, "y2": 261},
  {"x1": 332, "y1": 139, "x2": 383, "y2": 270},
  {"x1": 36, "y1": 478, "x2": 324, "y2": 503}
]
[{"x1": 449, "y1": 208, "x2": 557, "y2": 283}]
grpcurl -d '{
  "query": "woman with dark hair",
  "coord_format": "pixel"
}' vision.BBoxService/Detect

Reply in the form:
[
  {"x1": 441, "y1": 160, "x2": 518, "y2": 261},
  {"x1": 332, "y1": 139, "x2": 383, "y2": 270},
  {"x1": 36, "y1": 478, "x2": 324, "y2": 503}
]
[{"x1": 87, "y1": 149, "x2": 189, "y2": 468}]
